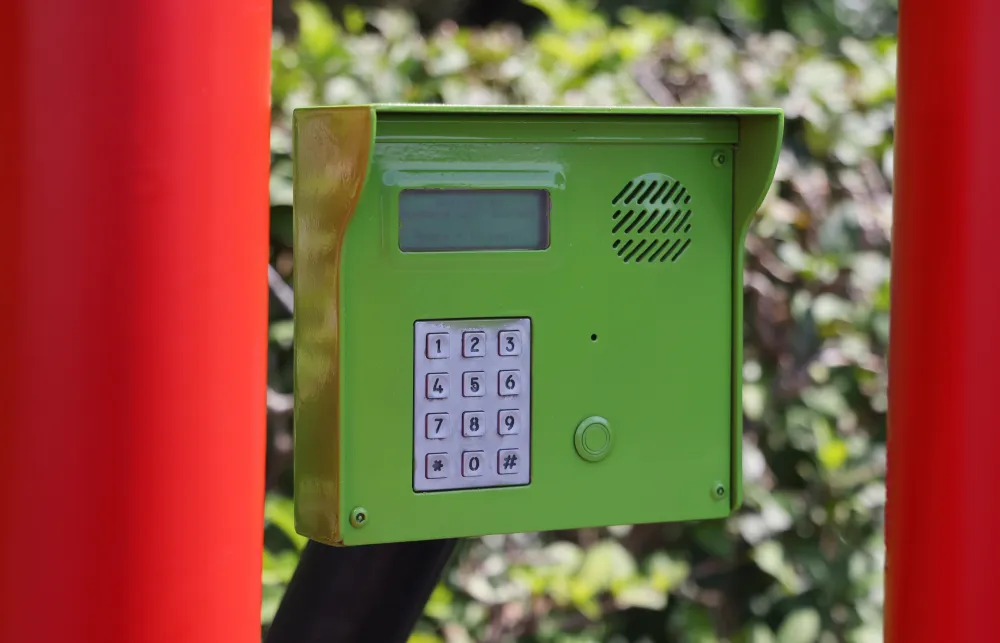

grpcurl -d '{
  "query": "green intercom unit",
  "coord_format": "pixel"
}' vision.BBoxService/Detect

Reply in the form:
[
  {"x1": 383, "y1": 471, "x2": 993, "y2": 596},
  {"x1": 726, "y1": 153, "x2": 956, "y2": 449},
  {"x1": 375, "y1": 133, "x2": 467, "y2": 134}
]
[{"x1": 292, "y1": 104, "x2": 783, "y2": 546}]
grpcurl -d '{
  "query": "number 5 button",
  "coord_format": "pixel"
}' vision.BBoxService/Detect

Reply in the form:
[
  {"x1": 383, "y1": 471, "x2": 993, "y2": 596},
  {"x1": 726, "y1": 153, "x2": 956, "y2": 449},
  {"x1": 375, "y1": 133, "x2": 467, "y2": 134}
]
[
  {"x1": 498, "y1": 370, "x2": 521, "y2": 395},
  {"x1": 498, "y1": 330, "x2": 521, "y2": 356},
  {"x1": 463, "y1": 371, "x2": 485, "y2": 397}
]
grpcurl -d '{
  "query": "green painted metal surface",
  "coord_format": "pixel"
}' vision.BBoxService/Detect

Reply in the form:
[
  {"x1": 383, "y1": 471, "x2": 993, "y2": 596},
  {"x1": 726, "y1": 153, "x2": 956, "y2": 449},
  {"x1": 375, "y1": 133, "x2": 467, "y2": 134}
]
[{"x1": 292, "y1": 104, "x2": 783, "y2": 546}]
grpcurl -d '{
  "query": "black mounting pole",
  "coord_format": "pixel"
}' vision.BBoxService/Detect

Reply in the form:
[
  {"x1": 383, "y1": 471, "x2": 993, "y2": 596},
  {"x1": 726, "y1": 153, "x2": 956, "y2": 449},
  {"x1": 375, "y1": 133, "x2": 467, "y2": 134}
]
[{"x1": 264, "y1": 538, "x2": 459, "y2": 643}]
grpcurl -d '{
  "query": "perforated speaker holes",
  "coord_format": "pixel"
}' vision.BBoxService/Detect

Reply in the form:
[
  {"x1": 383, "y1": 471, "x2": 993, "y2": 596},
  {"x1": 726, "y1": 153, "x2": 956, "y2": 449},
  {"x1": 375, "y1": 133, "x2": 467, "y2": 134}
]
[{"x1": 611, "y1": 173, "x2": 693, "y2": 263}]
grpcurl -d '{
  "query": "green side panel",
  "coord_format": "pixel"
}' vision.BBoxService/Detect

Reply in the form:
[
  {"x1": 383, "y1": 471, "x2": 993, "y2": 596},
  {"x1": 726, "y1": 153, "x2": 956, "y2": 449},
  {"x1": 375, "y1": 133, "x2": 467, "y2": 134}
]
[{"x1": 291, "y1": 105, "x2": 783, "y2": 546}]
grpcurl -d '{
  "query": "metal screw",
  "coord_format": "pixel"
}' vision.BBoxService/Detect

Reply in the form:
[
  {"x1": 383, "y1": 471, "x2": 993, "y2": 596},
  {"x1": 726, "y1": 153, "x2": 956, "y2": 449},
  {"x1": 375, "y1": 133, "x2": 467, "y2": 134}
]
[
  {"x1": 350, "y1": 507, "x2": 368, "y2": 528},
  {"x1": 712, "y1": 151, "x2": 727, "y2": 168},
  {"x1": 711, "y1": 482, "x2": 727, "y2": 500}
]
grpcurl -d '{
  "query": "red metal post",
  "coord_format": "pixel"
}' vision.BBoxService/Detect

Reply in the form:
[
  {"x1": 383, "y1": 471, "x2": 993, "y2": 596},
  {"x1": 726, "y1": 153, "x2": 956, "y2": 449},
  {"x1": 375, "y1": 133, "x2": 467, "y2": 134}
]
[
  {"x1": 1, "y1": 1, "x2": 270, "y2": 642},
  {"x1": 888, "y1": 0, "x2": 1000, "y2": 640}
]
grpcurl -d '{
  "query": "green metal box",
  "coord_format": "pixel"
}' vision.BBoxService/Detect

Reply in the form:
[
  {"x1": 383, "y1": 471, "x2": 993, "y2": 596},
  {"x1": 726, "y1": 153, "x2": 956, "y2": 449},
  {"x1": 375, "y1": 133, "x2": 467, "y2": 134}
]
[{"x1": 292, "y1": 104, "x2": 783, "y2": 546}]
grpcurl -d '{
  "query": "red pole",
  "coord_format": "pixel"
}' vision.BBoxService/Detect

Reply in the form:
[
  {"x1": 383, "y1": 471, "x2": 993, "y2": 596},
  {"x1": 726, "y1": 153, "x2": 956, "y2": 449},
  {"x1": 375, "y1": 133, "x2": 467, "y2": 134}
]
[
  {"x1": 888, "y1": 1, "x2": 1000, "y2": 641},
  {"x1": 1, "y1": 1, "x2": 270, "y2": 642}
]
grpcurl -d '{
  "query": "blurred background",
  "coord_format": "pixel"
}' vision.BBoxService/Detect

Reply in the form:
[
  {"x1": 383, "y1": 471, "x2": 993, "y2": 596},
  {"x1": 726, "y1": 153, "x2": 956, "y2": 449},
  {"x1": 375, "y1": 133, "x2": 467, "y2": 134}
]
[{"x1": 264, "y1": 1, "x2": 894, "y2": 640}]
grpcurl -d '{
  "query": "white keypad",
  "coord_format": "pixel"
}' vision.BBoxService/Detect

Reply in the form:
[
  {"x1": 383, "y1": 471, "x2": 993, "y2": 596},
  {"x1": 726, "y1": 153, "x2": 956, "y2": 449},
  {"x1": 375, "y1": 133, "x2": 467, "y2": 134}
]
[{"x1": 413, "y1": 318, "x2": 531, "y2": 491}]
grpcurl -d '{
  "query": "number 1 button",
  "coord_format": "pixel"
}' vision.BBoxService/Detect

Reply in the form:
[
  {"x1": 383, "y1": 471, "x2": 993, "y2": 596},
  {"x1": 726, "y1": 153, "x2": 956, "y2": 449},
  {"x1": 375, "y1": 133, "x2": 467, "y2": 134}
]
[
  {"x1": 463, "y1": 331, "x2": 486, "y2": 357},
  {"x1": 498, "y1": 330, "x2": 521, "y2": 356},
  {"x1": 426, "y1": 373, "x2": 449, "y2": 399},
  {"x1": 426, "y1": 333, "x2": 449, "y2": 359}
]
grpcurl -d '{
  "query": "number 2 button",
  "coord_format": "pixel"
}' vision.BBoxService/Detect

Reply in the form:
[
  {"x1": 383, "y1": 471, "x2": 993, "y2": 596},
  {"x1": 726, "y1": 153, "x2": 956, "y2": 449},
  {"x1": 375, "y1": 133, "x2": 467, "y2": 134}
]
[
  {"x1": 498, "y1": 330, "x2": 521, "y2": 356},
  {"x1": 463, "y1": 331, "x2": 486, "y2": 357},
  {"x1": 426, "y1": 373, "x2": 449, "y2": 399},
  {"x1": 498, "y1": 370, "x2": 521, "y2": 395}
]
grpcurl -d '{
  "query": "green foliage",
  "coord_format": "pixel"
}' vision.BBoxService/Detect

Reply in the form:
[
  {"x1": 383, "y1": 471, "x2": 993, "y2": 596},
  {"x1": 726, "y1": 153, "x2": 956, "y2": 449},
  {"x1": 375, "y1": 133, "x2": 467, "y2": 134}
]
[{"x1": 266, "y1": 1, "x2": 892, "y2": 640}]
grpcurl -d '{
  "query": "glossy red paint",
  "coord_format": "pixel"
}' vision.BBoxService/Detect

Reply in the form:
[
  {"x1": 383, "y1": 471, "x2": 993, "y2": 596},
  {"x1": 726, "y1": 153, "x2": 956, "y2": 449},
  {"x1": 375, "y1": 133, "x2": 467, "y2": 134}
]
[
  {"x1": 888, "y1": 0, "x2": 1000, "y2": 640},
  {"x1": 1, "y1": 1, "x2": 270, "y2": 641}
]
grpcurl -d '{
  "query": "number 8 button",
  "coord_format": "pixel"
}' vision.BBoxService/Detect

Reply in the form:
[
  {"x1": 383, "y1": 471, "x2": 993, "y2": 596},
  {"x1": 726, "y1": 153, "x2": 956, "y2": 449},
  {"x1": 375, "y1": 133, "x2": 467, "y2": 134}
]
[{"x1": 498, "y1": 370, "x2": 521, "y2": 395}]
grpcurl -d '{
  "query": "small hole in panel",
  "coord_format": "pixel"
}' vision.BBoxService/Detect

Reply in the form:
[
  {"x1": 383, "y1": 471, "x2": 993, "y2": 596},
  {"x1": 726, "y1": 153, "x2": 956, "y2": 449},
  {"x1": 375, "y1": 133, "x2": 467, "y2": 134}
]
[{"x1": 590, "y1": 334, "x2": 598, "y2": 342}]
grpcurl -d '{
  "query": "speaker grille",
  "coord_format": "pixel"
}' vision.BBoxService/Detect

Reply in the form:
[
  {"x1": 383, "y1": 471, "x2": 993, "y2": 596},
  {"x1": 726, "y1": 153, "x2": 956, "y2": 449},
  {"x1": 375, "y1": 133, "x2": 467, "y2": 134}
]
[{"x1": 611, "y1": 173, "x2": 693, "y2": 264}]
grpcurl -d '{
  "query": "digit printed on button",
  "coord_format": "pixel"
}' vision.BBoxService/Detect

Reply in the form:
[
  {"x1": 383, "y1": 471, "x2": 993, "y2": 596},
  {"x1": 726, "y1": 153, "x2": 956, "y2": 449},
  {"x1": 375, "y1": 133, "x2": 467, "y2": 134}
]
[
  {"x1": 426, "y1": 373, "x2": 449, "y2": 399},
  {"x1": 426, "y1": 453, "x2": 449, "y2": 479},
  {"x1": 463, "y1": 331, "x2": 487, "y2": 357},
  {"x1": 498, "y1": 330, "x2": 521, "y2": 356},
  {"x1": 425, "y1": 413, "x2": 450, "y2": 439},
  {"x1": 462, "y1": 411, "x2": 485, "y2": 437},
  {"x1": 426, "y1": 333, "x2": 449, "y2": 359},
  {"x1": 497, "y1": 409, "x2": 520, "y2": 435},
  {"x1": 462, "y1": 451, "x2": 486, "y2": 477},
  {"x1": 497, "y1": 448, "x2": 521, "y2": 475},
  {"x1": 498, "y1": 370, "x2": 521, "y2": 395},
  {"x1": 462, "y1": 371, "x2": 486, "y2": 397}
]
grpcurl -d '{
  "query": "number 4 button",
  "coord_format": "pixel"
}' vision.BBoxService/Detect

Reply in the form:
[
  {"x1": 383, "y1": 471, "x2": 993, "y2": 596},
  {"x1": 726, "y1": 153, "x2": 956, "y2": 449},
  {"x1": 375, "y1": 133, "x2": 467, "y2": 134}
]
[{"x1": 498, "y1": 330, "x2": 521, "y2": 356}]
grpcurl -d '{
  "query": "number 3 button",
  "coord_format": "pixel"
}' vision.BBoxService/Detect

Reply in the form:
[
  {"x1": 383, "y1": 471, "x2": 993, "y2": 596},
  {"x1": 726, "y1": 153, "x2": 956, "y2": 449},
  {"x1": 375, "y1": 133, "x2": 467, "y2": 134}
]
[
  {"x1": 498, "y1": 330, "x2": 521, "y2": 356},
  {"x1": 498, "y1": 370, "x2": 521, "y2": 395}
]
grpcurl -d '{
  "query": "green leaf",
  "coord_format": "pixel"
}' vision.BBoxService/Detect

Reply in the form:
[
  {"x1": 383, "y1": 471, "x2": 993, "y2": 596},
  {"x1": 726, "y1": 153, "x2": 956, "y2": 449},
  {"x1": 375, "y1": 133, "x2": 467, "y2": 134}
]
[{"x1": 776, "y1": 609, "x2": 822, "y2": 643}]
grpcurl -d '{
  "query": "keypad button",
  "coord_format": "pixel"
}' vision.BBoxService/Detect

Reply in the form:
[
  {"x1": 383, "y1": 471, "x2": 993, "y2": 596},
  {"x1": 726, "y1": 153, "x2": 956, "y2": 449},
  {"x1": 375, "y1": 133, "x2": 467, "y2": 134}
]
[
  {"x1": 462, "y1": 411, "x2": 485, "y2": 437},
  {"x1": 425, "y1": 413, "x2": 450, "y2": 439},
  {"x1": 426, "y1": 373, "x2": 449, "y2": 399},
  {"x1": 426, "y1": 453, "x2": 449, "y2": 478},
  {"x1": 498, "y1": 330, "x2": 522, "y2": 356},
  {"x1": 498, "y1": 409, "x2": 521, "y2": 435},
  {"x1": 497, "y1": 448, "x2": 522, "y2": 475},
  {"x1": 426, "y1": 333, "x2": 449, "y2": 359},
  {"x1": 462, "y1": 371, "x2": 486, "y2": 397},
  {"x1": 463, "y1": 331, "x2": 487, "y2": 357},
  {"x1": 498, "y1": 370, "x2": 522, "y2": 395},
  {"x1": 462, "y1": 451, "x2": 486, "y2": 477}
]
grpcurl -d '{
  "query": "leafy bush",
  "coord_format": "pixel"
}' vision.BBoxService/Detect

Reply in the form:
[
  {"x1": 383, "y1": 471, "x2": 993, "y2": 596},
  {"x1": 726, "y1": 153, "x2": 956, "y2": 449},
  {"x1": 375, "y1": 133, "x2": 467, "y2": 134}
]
[{"x1": 265, "y1": 2, "x2": 893, "y2": 641}]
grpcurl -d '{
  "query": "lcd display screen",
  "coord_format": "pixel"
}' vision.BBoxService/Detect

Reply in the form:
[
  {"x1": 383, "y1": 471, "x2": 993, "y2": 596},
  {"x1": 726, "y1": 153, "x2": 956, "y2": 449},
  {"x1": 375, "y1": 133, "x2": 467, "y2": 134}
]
[{"x1": 398, "y1": 189, "x2": 550, "y2": 252}]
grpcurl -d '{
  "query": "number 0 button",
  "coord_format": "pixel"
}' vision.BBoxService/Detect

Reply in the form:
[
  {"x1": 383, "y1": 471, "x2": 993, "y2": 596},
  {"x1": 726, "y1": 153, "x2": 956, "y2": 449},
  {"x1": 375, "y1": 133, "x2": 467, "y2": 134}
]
[
  {"x1": 463, "y1": 331, "x2": 486, "y2": 357},
  {"x1": 426, "y1": 373, "x2": 449, "y2": 399},
  {"x1": 462, "y1": 451, "x2": 486, "y2": 477},
  {"x1": 498, "y1": 370, "x2": 521, "y2": 395},
  {"x1": 498, "y1": 330, "x2": 521, "y2": 356}
]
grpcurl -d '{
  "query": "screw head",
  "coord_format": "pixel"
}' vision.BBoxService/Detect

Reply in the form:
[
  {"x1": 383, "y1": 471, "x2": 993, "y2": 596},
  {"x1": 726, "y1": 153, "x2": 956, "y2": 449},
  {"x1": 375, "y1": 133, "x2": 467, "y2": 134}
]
[
  {"x1": 711, "y1": 482, "x2": 727, "y2": 500},
  {"x1": 350, "y1": 507, "x2": 368, "y2": 528},
  {"x1": 712, "y1": 151, "x2": 728, "y2": 168}
]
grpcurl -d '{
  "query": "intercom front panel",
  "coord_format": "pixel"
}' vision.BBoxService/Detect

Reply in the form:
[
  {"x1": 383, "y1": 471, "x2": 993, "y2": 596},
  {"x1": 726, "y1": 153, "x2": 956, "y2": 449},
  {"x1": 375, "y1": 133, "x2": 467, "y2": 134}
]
[{"x1": 291, "y1": 105, "x2": 785, "y2": 546}]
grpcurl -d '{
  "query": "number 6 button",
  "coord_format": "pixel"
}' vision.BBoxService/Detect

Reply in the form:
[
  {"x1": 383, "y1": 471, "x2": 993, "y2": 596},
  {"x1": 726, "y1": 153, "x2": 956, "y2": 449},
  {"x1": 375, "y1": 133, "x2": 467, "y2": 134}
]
[
  {"x1": 498, "y1": 330, "x2": 521, "y2": 356},
  {"x1": 498, "y1": 370, "x2": 521, "y2": 395}
]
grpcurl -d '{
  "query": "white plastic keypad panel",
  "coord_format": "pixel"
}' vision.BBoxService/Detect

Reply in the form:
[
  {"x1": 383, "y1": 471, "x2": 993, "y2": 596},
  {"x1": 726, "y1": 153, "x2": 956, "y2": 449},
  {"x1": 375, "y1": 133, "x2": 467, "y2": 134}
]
[{"x1": 413, "y1": 318, "x2": 531, "y2": 492}]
